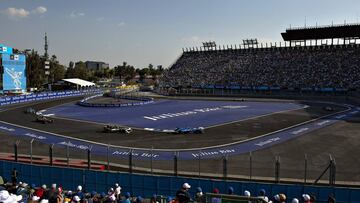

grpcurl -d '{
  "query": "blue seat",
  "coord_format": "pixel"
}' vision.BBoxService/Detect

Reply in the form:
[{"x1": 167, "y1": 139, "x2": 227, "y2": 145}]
[
  {"x1": 350, "y1": 189, "x2": 360, "y2": 203},
  {"x1": 285, "y1": 185, "x2": 303, "y2": 201},
  {"x1": 317, "y1": 187, "x2": 334, "y2": 202},
  {"x1": 334, "y1": 187, "x2": 350, "y2": 203}
]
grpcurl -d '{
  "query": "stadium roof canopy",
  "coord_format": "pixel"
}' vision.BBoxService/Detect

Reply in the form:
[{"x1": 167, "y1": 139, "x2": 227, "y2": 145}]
[
  {"x1": 281, "y1": 23, "x2": 360, "y2": 41},
  {"x1": 62, "y1": 78, "x2": 95, "y2": 87}
]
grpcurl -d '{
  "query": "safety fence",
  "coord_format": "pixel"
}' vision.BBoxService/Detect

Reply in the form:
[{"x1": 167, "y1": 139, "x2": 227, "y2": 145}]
[
  {"x1": 0, "y1": 160, "x2": 359, "y2": 202},
  {"x1": 77, "y1": 93, "x2": 154, "y2": 107},
  {"x1": 2, "y1": 139, "x2": 358, "y2": 186},
  {"x1": 0, "y1": 89, "x2": 103, "y2": 106}
]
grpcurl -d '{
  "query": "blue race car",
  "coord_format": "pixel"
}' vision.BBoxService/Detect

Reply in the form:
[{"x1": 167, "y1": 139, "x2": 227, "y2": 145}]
[{"x1": 173, "y1": 127, "x2": 204, "y2": 134}]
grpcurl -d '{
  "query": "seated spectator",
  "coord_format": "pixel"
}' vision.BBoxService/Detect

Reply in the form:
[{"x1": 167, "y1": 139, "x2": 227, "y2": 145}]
[
  {"x1": 211, "y1": 188, "x2": 221, "y2": 203},
  {"x1": 194, "y1": 187, "x2": 205, "y2": 203},
  {"x1": 302, "y1": 194, "x2": 311, "y2": 203},
  {"x1": 122, "y1": 192, "x2": 131, "y2": 203},
  {"x1": 292, "y1": 198, "x2": 299, "y2": 203},
  {"x1": 228, "y1": 187, "x2": 234, "y2": 195},
  {"x1": 257, "y1": 189, "x2": 268, "y2": 202}
]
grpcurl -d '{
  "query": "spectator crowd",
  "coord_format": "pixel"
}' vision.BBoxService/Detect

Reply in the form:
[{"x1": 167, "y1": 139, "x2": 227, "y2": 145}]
[
  {"x1": 161, "y1": 45, "x2": 360, "y2": 90},
  {"x1": 0, "y1": 177, "x2": 337, "y2": 203}
]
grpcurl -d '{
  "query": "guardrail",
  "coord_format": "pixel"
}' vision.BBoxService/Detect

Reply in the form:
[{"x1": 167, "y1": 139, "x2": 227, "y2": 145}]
[
  {"x1": 0, "y1": 89, "x2": 103, "y2": 106},
  {"x1": 77, "y1": 94, "x2": 154, "y2": 107}
]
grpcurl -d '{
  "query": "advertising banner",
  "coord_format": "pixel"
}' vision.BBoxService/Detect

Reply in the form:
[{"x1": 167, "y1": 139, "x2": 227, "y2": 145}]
[
  {"x1": 0, "y1": 44, "x2": 13, "y2": 55},
  {"x1": 1, "y1": 53, "x2": 26, "y2": 91}
]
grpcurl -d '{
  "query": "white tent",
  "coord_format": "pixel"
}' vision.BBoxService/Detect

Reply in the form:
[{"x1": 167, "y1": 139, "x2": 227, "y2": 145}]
[{"x1": 62, "y1": 78, "x2": 95, "y2": 90}]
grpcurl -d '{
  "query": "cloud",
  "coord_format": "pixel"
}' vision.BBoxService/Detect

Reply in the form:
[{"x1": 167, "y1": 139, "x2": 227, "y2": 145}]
[
  {"x1": 96, "y1": 17, "x2": 105, "y2": 22},
  {"x1": 117, "y1": 22, "x2": 126, "y2": 27},
  {"x1": 70, "y1": 11, "x2": 85, "y2": 18},
  {"x1": 1, "y1": 7, "x2": 30, "y2": 18},
  {"x1": 32, "y1": 6, "x2": 47, "y2": 15}
]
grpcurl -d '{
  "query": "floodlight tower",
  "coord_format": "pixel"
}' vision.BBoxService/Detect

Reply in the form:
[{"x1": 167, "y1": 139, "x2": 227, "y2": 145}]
[{"x1": 44, "y1": 32, "x2": 49, "y2": 59}]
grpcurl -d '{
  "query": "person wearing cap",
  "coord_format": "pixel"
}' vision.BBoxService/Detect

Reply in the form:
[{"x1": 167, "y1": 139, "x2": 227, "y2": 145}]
[
  {"x1": 75, "y1": 186, "x2": 83, "y2": 200},
  {"x1": 175, "y1": 183, "x2": 192, "y2": 203},
  {"x1": 302, "y1": 194, "x2": 311, "y2": 203},
  {"x1": 292, "y1": 198, "x2": 299, "y2": 203},
  {"x1": 211, "y1": 188, "x2": 221, "y2": 203},
  {"x1": 243, "y1": 190, "x2": 251, "y2": 203},
  {"x1": 228, "y1": 187, "x2": 234, "y2": 195},
  {"x1": 72, "y1": 195, "x2": 81, "y2": 203},
  {"x1": 47, "y1": 184, "x2": 58, "y2": 203},
  {"x1": 194, "y1": 187, "x2": 205, "y2": 203},
  {"x1": 114, "y1": 183, "x2": 121, "y2": 200},
  {"x1": 257, "y1": 189, "x2": 268, "y2": 202},
  {"x1": 150, "y1": 194, "x2": 158, "y2": 203},
  {"x1": 135, "y1": 196, "x2": 143, "y2": 203},
  {"x1": 122, "y1": 192, "x2": 131, "y2": 203}
]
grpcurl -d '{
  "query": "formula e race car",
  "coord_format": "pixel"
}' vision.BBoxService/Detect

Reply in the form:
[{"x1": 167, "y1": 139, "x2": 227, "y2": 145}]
[
  {"x1": 173, "y1": 127, "x2": 204, "y2": 134},
  {"x1": 24, "y1": 107, "x2": 37, "y2": 115},
  {"x1": 103, "y1": 125, "x2": 133, "y2": 134},
  {"x1": 323, "y1": 106, "x2": 334, "y2": 111},
  {"x1": 36, "y1": 115, "x2": 54, "y2": 124}
]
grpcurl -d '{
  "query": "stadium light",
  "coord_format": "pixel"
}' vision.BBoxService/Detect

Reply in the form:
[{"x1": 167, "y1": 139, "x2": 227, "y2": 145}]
[{"x1": 202, "y1": 41, "x2": 216, "y2": 50}]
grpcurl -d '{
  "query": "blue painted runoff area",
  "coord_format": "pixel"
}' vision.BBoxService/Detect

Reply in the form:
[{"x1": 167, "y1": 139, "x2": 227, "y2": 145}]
[
  {"x1": 0, "y1": 161, "x2": 359, "y2": 202},
  {"x1": 44, "y1": 100, "x2": 304, "y2": 130}
]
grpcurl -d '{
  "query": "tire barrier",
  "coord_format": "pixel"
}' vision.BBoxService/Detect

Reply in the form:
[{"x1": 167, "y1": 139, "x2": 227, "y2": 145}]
[
  {"x1": 0, "y1": 89, "x2": 103, "y2": 106},
  {"x1": 77, "y1": 94, "x2": 154, "y2": 107}
]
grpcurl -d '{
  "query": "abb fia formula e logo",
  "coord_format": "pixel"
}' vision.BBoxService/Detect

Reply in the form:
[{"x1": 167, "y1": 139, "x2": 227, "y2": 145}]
[
  {"x1": 10, "y1": 54, "x2": 19, "y2": 61},
  {"x1": 0, "y1": 46, "x2": 7, "y2": 52}
]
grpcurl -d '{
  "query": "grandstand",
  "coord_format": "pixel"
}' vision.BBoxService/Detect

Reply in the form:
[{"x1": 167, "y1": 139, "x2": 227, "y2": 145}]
[{"x1": 160, "y1": 24, "x2": 360, "y2": 92}]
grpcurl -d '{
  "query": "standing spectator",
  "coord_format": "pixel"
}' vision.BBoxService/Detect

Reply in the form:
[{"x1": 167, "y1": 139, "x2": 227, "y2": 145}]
[
  {"x1": 175, "y1": 183, "x2": 192, "y2": 203},
  {"x1": 48, "y1": 184, "x2": 57, "y2": 203},
  {"x1": 11, "y1": 168, "x2": 18, "y2": 184},
  {"x1": 114, "y1": 183, "x2": 121, "y2": 200},
  {"x1": 75, "y1": 186, "x2": 83, "y2": 200}
]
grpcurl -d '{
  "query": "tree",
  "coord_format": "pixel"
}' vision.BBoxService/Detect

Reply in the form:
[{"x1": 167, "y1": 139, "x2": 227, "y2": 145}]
[
  {"x1": 49, "y1": 55, "x2": 66, "y2": 82},
  {"x1": 25, "y1": 50, "x2": 45, "y2": 88},
  {"x1": 138, "y1": 68, "x2": 149, "y2": 82}
]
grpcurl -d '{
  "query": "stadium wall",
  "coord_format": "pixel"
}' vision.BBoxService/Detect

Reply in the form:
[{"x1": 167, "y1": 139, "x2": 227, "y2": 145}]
[{"x1": 0, "y1": 161, "x2": 359, "y2": 202}]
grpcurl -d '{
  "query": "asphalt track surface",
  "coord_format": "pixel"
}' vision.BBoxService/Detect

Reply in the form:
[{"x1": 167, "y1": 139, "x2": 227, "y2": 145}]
[{"x1": 1, "y1": 95, "x2": 360, "y2": 182}]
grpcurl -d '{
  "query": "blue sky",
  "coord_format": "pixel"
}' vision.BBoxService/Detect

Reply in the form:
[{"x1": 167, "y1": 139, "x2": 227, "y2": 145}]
[{"x1": 1, "y1": 0, "x2": 360, "y2": 69}]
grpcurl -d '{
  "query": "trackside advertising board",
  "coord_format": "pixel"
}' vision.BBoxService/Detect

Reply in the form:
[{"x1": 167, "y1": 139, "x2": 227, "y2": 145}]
[
  {"x1": 1, "y1": 53, "x2": 26, "y2": 91},
  {"x1": 0, "y1": 44, "x2": 13, "y2": 54}
]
